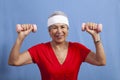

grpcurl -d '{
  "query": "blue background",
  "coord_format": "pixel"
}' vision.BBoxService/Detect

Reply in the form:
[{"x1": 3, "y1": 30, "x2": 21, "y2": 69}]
[{"x1": 0, "y1": 0, "x2": 120, "y2": 80}]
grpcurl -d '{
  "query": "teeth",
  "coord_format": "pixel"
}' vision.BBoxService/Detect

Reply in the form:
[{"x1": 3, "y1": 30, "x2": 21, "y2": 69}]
[{"x1": 56, "y1": 35, "x2": 62, "y2": 39}]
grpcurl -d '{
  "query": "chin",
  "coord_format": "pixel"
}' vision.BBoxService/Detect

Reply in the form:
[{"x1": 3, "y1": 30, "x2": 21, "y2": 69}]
[{"x1": 54, "y1": 39, "x2": 66, "y2": 44}]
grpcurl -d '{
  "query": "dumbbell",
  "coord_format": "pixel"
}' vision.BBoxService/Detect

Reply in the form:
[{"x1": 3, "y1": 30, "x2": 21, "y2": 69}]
[
  {"x1": 81, "y1": 23, "x2": 102, "y2": 33},
  {"x1": 16, "y1": 24, "x2": 37, "y2": 33}
]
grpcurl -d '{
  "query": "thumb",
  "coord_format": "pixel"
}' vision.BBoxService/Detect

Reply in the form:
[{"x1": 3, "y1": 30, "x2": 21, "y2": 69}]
[
  {"x1": 27, "y1": 25, "x2": 33, "y2": 33},
  {"x1": 85, "y1": 26, "x2": 91, "y2": 32}
]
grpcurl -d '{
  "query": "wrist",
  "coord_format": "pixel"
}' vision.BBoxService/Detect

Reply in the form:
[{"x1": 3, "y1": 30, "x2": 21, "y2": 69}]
[
  {"x1": 17, "y1": 35, "x2": 25, "y2": 43},
  {"x1": 92, "y1": 34, "x2": 101, "y2": 42},
  {"x1": 94, "y1": 40, "x2": 101, "y2": 44},
  {"x1": 18, "y1": 33, "x2": 26, "y2": 40}
]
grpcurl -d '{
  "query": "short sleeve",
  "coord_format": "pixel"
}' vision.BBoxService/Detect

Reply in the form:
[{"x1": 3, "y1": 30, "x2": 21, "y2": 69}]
[
  {"x1": 28, "y1": 44, "x2": 40, "y2": 63},
  {"x1": 76, "y1": 43, "x2": 91, "y2": 62}
]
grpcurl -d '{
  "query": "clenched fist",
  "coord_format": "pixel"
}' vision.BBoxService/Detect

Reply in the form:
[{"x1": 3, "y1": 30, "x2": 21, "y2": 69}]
[{"x1": 16, "y1": 24, "x2": 37, "y2": 33}]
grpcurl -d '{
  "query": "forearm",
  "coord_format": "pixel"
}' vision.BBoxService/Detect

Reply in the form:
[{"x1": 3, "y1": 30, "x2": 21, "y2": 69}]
[
  {"x1": 8, "y1": 36, "x2": 25, "y2": 65},
  {"x1": 93, "y1": 34, "x2": 106, "y2": 65}
]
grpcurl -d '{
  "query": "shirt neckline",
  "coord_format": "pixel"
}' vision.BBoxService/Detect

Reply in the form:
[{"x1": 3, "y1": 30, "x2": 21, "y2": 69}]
[{"x1": 48, "y1": 42, "x2": 70, "y2": 66}]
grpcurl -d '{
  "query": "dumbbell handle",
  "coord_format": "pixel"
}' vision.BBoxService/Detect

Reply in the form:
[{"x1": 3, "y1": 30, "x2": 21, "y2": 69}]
[
  {"x1": 81, "y1": 23, "x2": 102, "y2": 33},
  {"x1": 16, "y1": 24, "x2": 37, "y2": 33}
]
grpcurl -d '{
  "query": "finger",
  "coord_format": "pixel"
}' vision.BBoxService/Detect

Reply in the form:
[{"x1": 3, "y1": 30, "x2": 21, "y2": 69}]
[
  {"x1": 29, "y1": 24, "x2": 33, "y2": 30},
  {"x1": 26, "y1": 24, "x2": 29, "y2": 30},
  {"x1": 85, "y1": 25, "x2": 91, "y2": 32},
  {"x1": 86, "y1": 22, "x2": 89, "y2": 29},
  {"x1": 92, "y1": 23, "x2": 96, "y2": 30},
  {"x1": 22, "y1": 24, "x2": 29, "y2": 31},
  {"x1": 89, "y1": 22, "x2": 93, "y2": 30},
  {"x1": 28, "y1": 24, "x2": 33, "y2": 31},
  {"x1": 86, "y1": 22, "x2": 92, "y2": 30},
  {"x1": 22, "y1": 24, "x2": 26, "y2": 31},
  {"x1": 85, "y1": 22, "x2": 90, "y2": 31},
  {"x1": 95, "y1": 23, "x2": 98, "y2": 29},
  {"x1": 27, "y1": 24, "x2": 31, "y2": 30},
  {"x1": 27, "y1": 25, "x2": 33, "y2": 33},
  {"x1": 21, "y1": 24, "x2": 25, "y2": 31},
  {"x1": 16, "y1": 24, "x2": 23, "y2": 32}
]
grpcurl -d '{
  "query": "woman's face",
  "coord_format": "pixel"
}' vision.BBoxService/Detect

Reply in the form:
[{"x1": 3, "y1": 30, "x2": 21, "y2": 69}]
[{"x1": 49, "y1": 23, "x2": 69, "y2": 43}]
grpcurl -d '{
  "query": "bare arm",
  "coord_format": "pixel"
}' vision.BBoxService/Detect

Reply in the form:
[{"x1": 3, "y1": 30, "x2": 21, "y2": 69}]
[
  {"x1": 85, "y1": 34, "x2": 106, "y2": 66},
  {"x1": 84, "y1": 22, "x2": 106, "y2": 66},
  {"x1": 8, "y1": 24, "x2": 34, "y2": 66}
]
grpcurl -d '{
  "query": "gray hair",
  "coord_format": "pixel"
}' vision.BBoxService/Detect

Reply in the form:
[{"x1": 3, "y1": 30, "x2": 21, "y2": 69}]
[{"x1": 48, "y1": 11, "x2": 68, "y2": 18}]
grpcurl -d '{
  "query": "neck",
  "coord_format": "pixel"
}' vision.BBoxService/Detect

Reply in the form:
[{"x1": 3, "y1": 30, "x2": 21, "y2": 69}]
[{"x1": 50, "y1": 41, "x2": 68, "y2": 50}]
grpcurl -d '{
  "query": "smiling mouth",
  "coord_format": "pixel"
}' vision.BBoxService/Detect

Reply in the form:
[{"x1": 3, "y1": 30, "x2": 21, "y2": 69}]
[{"x1": 55, "y1": 35, "x2": 64, "y2": 39}]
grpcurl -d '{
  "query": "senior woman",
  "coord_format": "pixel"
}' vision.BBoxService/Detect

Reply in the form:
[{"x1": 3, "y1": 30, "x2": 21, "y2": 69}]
[{"x1": 8, "y1": 11, "x2": 106, "y2": 80}]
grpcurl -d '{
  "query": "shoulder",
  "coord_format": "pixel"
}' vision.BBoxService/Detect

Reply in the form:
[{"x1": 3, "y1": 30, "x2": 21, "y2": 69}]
[
  {"x1": 69, "y1": 41, "x2": 90, "y2": 50},
  {"x1": 69, "y1": 41, "x2": 85, "y2": 47},
  {"x1": 33, "y1": 42, "x2": 50, "y2": 47},
  {"x1": 29, "y1": 42, "x2": 50, "y2": 50}
]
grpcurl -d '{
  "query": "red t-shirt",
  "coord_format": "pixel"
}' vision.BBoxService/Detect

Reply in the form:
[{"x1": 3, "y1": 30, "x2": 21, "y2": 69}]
[{"x1": 28, "y1": 42, "x2": 91, "y2": 80}]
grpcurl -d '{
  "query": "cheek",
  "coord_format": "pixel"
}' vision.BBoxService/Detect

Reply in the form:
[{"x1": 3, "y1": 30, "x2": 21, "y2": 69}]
[
  {"x1": 49, "y1": 32, "x2": 53, "y2": 37},
  {"x1": 65, "y1": 30, "x2": 69, "y2": 36},
  {"x1": 49, "y1": 30, "x2": 56, "y2": 37}
]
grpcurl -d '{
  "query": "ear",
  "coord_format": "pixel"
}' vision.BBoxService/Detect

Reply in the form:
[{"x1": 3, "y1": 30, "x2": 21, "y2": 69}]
[
  {"x1": 48, "y1": 27, "x2": 52, "y2": 37},
  {"x1": 48, "y1": 29, "x2": 52, "y2": 38},
  {"x1": 48, "y1": 27, "x2": 50, "y2": 32}
]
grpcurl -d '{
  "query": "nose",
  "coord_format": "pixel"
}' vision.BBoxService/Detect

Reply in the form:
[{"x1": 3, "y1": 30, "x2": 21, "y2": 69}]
[{"x1": 57, "y1": 27, "x2": 62, "y2": 33}]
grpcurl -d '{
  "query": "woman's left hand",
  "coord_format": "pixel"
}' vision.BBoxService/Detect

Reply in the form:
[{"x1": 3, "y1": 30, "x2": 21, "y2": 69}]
[
  {"x1": 82, "y1": 22, "x2": 102, "y2": 42},
  {"x1": 84, "y1": 22, "x2": 99, "y2": 36}
]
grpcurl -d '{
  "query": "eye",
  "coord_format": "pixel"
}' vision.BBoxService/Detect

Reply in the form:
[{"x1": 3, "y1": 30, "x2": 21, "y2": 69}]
[
  {"x1": 52, "y1": 26, "x2": 57, "y2": 29},
  {"x1": 50, "y1": 25, "x2": 58, "y2": 29},
  {"x1": 61, "y1": 25, "x2": 66, "y2": 29}
]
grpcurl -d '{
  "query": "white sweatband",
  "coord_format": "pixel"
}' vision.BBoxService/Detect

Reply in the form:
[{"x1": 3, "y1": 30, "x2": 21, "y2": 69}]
[{"x1": 47, "y1": 15, "x2": 69, "y2": 27}]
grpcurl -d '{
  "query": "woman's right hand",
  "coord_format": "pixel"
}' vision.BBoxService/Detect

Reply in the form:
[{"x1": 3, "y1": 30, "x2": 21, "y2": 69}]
[{"x1": 16, "y1": 24, "x2": 34, "y2": 40}]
